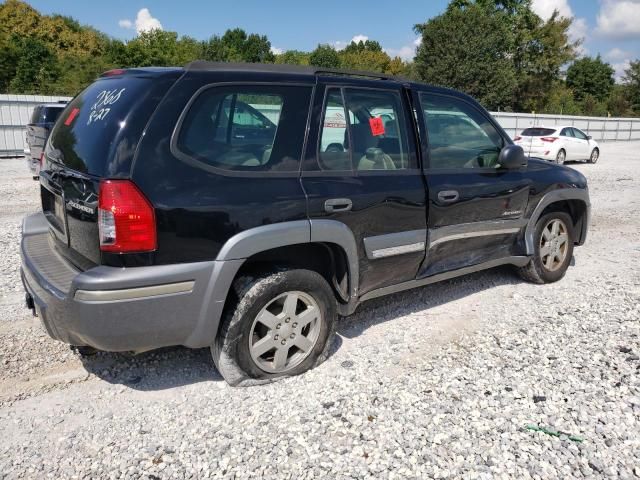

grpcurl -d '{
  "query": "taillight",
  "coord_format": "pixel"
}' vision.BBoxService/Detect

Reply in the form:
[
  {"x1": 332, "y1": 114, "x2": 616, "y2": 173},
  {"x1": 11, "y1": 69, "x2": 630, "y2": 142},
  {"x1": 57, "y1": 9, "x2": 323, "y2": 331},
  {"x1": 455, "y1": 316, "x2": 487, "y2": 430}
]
[
  {"x1": 39, "y1": 152, "x2": 44, "y2": 166},
  {"x1": 540, "y1": 137, "x2": 557, "y2": 142},
  {"x1": 98, "y1": 180, "x2": 156, "y2": 253},
  {"x1": 513, "y1": 136, "x2": 521, "y2": 141}
]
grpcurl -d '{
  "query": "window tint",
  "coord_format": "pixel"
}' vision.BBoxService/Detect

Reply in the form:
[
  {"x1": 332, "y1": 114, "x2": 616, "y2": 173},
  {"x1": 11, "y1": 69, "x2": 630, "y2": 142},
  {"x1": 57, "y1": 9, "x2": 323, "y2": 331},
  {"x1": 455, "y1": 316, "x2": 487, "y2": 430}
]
[
  {"x1": 420, "y1": 93, "x2": 504, "y2": 169},
  {"x1": 178, "y1": 85, "x2": 311, "y2": 172},
  {"x1": 522, "y1": 128, "x2": 556, "y2": 137},
  {"x1": 318, "y1": 89, "x2": 351, "y2": 171},
  {"x1": 48, "y1": 76, "x2": 173, "y2": 176},
  {"x1": 318, "y1": 88, "x2": 413, "y2": 172},
  {"x1": 560, "y1": 128, "x2": 574, "y2": 137},
  {"x1": 572, "y1": 128, "x2": 588, "y2": 140}
]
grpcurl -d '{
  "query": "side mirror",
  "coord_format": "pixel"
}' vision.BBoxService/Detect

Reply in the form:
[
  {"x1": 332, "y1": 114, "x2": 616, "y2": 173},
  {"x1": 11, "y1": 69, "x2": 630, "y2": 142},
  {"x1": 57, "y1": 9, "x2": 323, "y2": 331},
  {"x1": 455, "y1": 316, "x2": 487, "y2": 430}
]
[
  {"x1": 587, "y1": 135, "x2": 592, "y2": 140},
  {"x1": 499, "y1": 144, "x2": 527, "y2": 169}
]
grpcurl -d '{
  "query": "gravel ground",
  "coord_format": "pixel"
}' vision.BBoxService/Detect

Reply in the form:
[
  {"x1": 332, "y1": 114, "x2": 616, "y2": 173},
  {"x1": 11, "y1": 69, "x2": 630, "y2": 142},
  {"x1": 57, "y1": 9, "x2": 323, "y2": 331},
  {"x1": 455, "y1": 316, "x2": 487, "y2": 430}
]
[{"x1": 1, "y1": 144, "x2": 639, "y2": 479}]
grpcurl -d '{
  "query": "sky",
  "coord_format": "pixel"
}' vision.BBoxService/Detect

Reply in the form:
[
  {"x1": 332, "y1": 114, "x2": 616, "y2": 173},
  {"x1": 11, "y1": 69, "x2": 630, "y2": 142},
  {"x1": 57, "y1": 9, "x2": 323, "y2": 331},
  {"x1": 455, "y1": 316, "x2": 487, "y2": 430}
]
[{"x1": 23, "y1": 0, "x2": 640, "y2": 80}]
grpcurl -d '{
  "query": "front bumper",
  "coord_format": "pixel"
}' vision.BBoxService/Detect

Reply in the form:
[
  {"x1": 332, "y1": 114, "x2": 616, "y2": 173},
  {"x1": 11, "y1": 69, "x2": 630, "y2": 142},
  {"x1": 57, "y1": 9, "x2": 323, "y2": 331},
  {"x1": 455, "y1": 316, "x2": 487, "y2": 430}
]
[{"x1": 20, "y1": 213, "x2": 242, "y2": 351}]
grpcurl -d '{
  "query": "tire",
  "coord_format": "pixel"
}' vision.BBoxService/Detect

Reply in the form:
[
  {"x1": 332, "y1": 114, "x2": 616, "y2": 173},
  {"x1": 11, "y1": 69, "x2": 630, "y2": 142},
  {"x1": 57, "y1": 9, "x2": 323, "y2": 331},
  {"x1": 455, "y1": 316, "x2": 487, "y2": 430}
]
[
  {"x1": 588, "y1": 147, "x2": 599, "y2": 164},
  {"x1": 517, "y1": 211, "x2": 574, "y2": 284},
  {"x1": 212, "y1": 269, "x2": 336, "y2": 386},
  {"x1": 555, "y1": 149, "x2": 566, "y2": 164}
]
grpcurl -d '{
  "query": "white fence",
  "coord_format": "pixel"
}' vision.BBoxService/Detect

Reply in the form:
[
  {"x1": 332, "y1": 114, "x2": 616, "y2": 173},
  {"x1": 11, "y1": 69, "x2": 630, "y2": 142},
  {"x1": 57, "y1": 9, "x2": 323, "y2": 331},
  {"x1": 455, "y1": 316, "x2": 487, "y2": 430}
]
[
  {"x1": 0, "y1": 94, "x2": 71, "y2": 157},
  {"x1": 491, "y1": 112, "x2": 640, "y2": 142},
  {"x1": 2, "y1": 94, "x2": 639, "y2": 157}
]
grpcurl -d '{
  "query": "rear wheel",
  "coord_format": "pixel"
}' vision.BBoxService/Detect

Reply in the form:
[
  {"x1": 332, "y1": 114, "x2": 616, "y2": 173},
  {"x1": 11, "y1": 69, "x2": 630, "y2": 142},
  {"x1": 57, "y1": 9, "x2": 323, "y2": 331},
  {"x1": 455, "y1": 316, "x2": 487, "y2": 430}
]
[
  {"x1": 212, "y1": 269, "x2": 336, "y2": 386},
  {"x1": 555, "y1": 149, "x2": 566, "y2": 164},
  {"x1": 517, "y1": 211, "x2": 574, "y2": 284},
  {"x1": 589, "y1": 148, "x2": 599, "y2": 164}
]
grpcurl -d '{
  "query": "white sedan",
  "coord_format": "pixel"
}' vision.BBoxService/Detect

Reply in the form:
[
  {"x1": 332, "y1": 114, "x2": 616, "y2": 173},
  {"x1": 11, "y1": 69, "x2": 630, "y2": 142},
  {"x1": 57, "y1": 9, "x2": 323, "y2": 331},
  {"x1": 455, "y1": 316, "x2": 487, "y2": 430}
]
[{"x1": 514, "y1": 126, "x2": 600, "y2": 164}]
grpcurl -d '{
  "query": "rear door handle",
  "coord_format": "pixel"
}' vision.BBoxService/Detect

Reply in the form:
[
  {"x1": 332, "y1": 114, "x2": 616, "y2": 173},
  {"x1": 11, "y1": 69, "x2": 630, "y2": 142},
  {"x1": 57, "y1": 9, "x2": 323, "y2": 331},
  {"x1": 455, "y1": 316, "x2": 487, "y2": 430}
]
[
  {"x1": 437, "y1": 190, "x2": 459, "y2": 203},
  {"x1": 324, "y1": 198, "x2": 353, "y2": 213}
]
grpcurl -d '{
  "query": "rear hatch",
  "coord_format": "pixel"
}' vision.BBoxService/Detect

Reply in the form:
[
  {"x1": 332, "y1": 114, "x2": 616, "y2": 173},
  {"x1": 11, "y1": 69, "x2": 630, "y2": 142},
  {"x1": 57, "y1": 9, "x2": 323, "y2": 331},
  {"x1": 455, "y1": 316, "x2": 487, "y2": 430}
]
[
  {"x1": 515, "y1": 127, "x2": 557, "y2": 156},
  {"x1": 40, "y1": 69, "x2": 180, "y2": 268}
]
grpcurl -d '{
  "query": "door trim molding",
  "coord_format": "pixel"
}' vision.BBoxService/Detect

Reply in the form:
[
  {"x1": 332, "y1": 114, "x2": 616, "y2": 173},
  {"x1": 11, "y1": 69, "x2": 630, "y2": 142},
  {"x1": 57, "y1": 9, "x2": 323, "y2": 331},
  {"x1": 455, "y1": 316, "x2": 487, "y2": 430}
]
[
  {"x1": 363, "y1": 229, "x2": 426, "y2": 260},
  {"x1": 428, "y1": 218, "x2": 527, "y2": 248}
]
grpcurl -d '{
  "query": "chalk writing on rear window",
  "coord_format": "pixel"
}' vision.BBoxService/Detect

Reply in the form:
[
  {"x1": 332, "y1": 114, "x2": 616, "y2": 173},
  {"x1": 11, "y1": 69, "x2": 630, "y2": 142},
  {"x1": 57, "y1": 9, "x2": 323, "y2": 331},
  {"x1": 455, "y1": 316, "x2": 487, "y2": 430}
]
[{"x1": 87, "y1": 88, "x2": 125, "y2": 125}]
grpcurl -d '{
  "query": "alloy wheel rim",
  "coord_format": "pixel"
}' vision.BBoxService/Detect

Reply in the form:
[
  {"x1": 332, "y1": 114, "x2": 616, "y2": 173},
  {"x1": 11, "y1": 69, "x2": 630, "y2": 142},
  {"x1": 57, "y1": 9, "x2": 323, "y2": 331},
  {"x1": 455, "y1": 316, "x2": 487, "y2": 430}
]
[
  {"x1": 591, "y1": 150, "x2": 598, "y2": 162},
  {"x1": 557, "y1": 151, "x2": 565, "y2": 163},
  {"x1": 539, "y1": 219, "x2": 569, "y2": 271},
  {"x1": 248, "y1": 291, "x2": 322, "y2": 373}
]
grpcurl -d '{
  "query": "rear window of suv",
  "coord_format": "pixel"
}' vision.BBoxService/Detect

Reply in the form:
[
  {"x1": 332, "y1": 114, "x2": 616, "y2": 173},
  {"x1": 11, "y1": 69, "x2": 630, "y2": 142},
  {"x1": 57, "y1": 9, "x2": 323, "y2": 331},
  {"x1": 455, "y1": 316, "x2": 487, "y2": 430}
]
[
  {"x1": 47, "y1": 74, "x2": 175, "y2": 176},
  {"x1": 30, "y1": 106, "x2": 64, "y2": 124},
  {"x1": 175, "y1": 85, "x2": 312, "y2": 173},
  {"x1": 521, "y1": 128, "x2": 556, "y2": 136}
]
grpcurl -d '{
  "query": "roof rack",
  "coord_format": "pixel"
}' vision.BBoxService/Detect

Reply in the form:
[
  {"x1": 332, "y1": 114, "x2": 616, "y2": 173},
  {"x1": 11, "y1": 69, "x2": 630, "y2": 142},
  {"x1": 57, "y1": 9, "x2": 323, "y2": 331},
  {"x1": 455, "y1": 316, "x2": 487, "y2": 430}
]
[{"x1": 184, "y1": 61, "x2": 405, "y2": 82}]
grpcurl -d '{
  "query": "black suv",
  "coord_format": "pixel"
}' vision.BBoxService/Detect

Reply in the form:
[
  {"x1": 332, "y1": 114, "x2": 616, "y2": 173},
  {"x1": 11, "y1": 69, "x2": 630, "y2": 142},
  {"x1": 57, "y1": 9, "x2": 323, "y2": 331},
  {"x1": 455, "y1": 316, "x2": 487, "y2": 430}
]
[{"x1": 21, "y1": 63, "x2": 590, "y2": 386}]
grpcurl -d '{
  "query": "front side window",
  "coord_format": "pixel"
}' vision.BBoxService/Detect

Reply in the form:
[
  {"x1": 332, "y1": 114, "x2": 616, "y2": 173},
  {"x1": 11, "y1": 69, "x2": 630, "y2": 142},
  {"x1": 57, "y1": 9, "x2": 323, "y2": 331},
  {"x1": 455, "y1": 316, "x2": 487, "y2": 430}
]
[
  {"x1": 177, "y1": 85, "x2": 311, "y2": 172},
  {"x1": 317, "y1": 88, "x2": 413, "y2": 172},
  {"x1": 572, "y1": 128, "x2": 588, "y2": 140},
  {"x1": 420, "y1": 93, "x2": 504, "y2": 170}
]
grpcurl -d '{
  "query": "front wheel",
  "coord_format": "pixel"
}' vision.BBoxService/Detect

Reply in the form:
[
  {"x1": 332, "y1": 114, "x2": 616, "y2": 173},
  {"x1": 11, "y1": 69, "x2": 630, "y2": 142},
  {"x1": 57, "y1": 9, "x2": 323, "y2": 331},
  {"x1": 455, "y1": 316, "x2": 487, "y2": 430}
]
[
  {"x1": 212, "y1": 269, "x2": 336, "y2": 386},
  {"x1": 517, "y1": 211, "x2": 574, "y2": 284},
  {"x1": 589, "y1": 148, "x2": 599, "y2": 164}
]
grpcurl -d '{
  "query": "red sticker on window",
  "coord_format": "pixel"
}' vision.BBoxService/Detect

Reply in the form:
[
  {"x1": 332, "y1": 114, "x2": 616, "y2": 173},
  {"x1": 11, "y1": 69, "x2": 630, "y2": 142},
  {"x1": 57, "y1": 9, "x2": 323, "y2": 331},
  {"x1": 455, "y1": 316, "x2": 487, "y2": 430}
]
[
  {"x1": 369, "y1": 116, "x2": 385, "y2": 136},
  {"x1": 64, "y1": 108, "x2": 80, "y2": 126}
]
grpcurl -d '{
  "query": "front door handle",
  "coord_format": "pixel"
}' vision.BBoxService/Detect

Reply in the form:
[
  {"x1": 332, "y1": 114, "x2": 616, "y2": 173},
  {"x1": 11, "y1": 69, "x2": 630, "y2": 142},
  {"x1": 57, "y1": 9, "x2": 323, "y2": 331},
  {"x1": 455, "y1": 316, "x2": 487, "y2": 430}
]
[
  {"x1": 324, "y1": 198, "x2": 353, "y2": 213},
  {"x1": 437, "y1": 190, "x2": 459, "y2": 203}
]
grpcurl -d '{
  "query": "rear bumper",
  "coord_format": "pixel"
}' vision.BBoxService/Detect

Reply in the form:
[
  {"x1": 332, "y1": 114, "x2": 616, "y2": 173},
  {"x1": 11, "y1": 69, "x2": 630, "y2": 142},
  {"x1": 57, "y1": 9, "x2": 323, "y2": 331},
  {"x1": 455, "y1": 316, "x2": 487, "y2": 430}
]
[{"x1": 20, "y1": 213, "x2": 242, "y2": 351}]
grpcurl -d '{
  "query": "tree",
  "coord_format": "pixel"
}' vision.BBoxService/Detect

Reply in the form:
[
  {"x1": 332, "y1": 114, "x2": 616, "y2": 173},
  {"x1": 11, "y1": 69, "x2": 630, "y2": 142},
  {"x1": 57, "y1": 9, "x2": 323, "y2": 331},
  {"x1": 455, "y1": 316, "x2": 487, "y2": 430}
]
[
  {"x1": 342, "y1": 39, "x2": 383, "y2": 54},
  {"x1": 0, "y1": 32, "x2": 19, "y2": 92},
  {"x1": 199, "y1": 28, "x2": 274, "y2": 63},
  {"x1": 414, "y1": 3, "x2": 517, "y2": 109},
  {"x1": 607, "y1": 85, "x2": 632, "y2": 117},
  {"x1": 566, "y1": 56, "x2": 615, "y2": 102},
  {"x1": 274, "y1": 50, "x2": 310, "y2": 66},
  {"x1": 309, "y1": 44, "x2": 340, "y2": 68},
  {"x1": 540, "y1": 82, "x2": 580, "y2": 115},
  {"x1": 622, "y1": 60, "x2": 640, "y2": 114},
  {"x1": 415, "y1": 0, "x2": 577, "y2": 111},
  {"x1": 8, "y1": 37, "x2": 57, "y2": 93}
]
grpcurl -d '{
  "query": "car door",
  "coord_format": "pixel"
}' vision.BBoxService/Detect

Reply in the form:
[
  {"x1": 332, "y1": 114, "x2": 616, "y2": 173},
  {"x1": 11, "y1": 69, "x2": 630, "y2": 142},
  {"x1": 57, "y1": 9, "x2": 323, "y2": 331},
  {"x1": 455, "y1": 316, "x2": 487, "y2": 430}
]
[
  {"x1": 559, "y1": 127, "x2": 576, "y2": 160},
  {"x1": 571, "y1": 128, "x2": 590, "y2": 159},
  {"x1": 416, "y1": 90, "x2": 531, "y2": 277},
  {"x1": 301, "y1": 79, "x2": 427, "y2": 295}
]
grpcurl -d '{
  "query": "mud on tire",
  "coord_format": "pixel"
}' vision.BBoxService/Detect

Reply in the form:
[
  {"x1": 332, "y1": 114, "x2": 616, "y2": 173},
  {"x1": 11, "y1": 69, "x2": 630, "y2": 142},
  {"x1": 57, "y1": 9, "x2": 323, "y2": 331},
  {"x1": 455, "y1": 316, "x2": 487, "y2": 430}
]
[{"x1": 211, "y1": 269, "x2": 336, "y2": 386}]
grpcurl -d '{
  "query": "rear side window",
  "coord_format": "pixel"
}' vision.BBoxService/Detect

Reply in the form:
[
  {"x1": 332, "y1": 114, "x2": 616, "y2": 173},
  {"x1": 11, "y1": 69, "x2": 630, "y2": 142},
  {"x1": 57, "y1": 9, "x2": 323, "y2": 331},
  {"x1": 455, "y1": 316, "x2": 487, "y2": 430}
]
[
  {"x1": 48, "y1": 75, "x2": 175, "y2": 176},
  {"x1": 176, "y1": 85, "x2": 312, "y2": 173},
  {"x1": 318, "y1": 87, "x2": 414, "y2": 172},
  {"x1": 522, "y1": 128, "x2": 557, "y2": 136},
  {"x1": 44, "y1": 107, "x2": 64, "y2": 124},
  {"x1": 30, "y1": 106, "x2": 43, "y2": 124},
  {"x1": 30, "y1": 106, "x2": 63, "y2": 124}
]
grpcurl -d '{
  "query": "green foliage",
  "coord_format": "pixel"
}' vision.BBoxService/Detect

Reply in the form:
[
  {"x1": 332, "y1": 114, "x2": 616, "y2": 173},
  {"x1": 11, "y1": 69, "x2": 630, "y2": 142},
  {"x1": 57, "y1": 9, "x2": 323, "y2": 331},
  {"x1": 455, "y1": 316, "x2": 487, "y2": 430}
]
[
  {"x1": 8, "y1": 36, "x2": 57, "y2": 93},
  {"x1": 201, "y1": 29, "x2": 274, "y2": 63},
  {"x1": 309, "y1": 44, "x2": 340, "y2": 68},
  {"x1": 566, "y1": 56, "x2": 615, "y2": 102},
  {"x1": 414, "y1": 3, "x2": 517, "y2": 110},
  {"x1": 622, "y1": 61, "x2": 640, "y2": 114},
  {"x1": 0, "y1": 0, "x2": 637, "y2": 118},
  {"x1": 274, "y1": 50, "x2": 310, "y2": 66}
]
